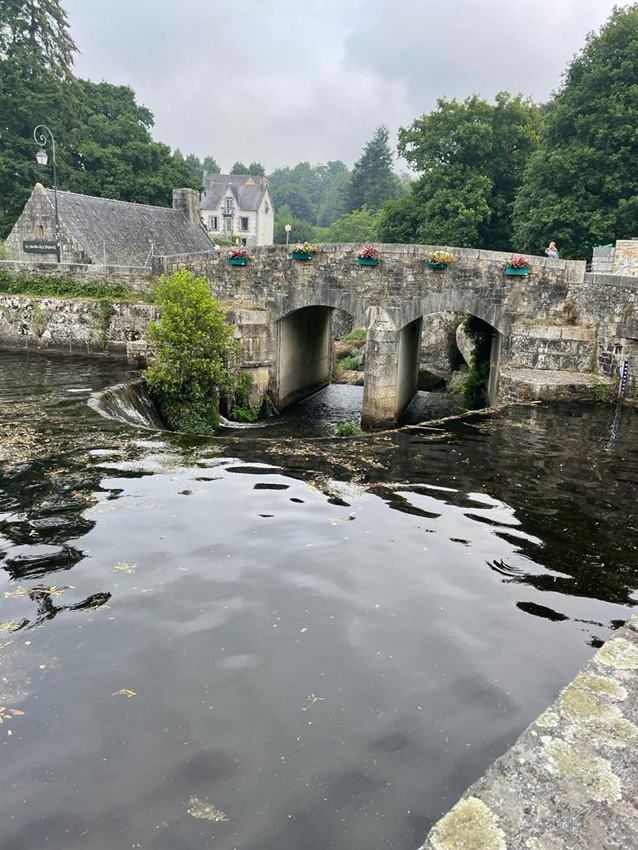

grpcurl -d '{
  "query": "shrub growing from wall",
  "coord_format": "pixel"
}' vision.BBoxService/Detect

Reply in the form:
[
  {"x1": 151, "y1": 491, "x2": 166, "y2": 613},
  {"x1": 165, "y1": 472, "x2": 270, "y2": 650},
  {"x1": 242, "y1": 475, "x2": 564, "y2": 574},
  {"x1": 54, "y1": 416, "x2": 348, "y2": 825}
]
[{"x1": 144, "y1": 269, "x2": 240, "y2": 434}]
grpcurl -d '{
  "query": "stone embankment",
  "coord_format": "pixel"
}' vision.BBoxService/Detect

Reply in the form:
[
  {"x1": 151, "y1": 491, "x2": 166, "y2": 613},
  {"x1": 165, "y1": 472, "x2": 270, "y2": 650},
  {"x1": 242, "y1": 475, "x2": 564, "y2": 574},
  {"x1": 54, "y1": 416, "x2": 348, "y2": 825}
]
[{"x1": 420, "y1": 615, "x2": 638, "y2": 850}]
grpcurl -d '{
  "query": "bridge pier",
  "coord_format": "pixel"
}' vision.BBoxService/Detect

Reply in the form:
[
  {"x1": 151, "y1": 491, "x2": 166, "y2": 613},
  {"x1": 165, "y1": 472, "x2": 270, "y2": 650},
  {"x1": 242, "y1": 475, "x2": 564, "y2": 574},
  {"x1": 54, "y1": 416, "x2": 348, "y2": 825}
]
[{"x1": 362, "y1": 310, "x2": 423, "y2": 429}]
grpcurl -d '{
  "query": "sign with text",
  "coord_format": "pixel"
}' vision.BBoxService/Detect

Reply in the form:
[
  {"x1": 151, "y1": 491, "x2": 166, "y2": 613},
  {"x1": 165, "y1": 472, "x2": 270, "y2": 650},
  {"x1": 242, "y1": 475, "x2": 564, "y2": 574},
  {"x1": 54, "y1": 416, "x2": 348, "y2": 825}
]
[{"x1": 22, "y1": 239, "x2": 59, "y2": 254}]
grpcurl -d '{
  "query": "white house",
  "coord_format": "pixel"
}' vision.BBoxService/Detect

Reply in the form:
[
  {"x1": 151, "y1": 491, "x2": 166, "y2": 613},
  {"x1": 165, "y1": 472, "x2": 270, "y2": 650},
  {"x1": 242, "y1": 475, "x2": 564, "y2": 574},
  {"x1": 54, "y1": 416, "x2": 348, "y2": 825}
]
[{"x1": 200, "y1": 173, "x2": 274, "y2": 247}]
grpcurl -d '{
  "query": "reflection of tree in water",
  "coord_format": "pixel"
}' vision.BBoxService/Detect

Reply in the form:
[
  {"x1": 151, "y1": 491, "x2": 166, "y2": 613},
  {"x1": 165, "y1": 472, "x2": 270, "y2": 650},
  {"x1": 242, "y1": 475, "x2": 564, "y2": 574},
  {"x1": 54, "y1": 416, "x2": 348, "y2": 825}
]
[{"x1": 7, "y1": 586, "x2": 111, "y2": 632}]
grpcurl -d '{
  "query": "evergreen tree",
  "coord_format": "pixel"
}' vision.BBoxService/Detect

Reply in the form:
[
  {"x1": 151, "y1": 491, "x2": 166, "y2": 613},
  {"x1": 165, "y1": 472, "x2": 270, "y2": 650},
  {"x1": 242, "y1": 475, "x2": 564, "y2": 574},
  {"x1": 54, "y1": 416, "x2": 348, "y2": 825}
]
[
  {"x1": 346, "y1": 125, "x2": 403, "y2": 213},
  {"x1": 230, "y1": 161, "x2": 249, "y2": 174},
  {"x1": 248, "y1": 161, "x2": 265, "y2": 176},
  {"x1": 513, "y1": 5, "x2": 638, "y2": 258},
  {"x1": 202, "y1": 155, "x2": 220, "y2": 174},
  {"x1": 184, "y1": 153, "x2": 202, "y2": 182}
]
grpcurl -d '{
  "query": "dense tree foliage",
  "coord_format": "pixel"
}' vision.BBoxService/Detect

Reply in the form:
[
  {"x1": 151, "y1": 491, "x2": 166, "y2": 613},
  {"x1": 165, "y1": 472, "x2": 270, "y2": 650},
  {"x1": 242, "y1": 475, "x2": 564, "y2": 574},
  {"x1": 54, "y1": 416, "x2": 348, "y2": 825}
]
[
  {"x1": 346, "y1": 125, "x2": 404, "y2": 213},
  {"x1": 513, "y1": 5, "x2": 638, "y2": 258},
  {"x1": 378, "y1": 94, "x2": 543, "y2": 249},
  {"x1": 230, "y1": 161, "x2": 249, "y2": 174},
  {"x1": 248, "y1": 161, "x2": 265, "y2": 176},
  {"x1": 273, "y1": 205, "x2": 316, "y2": 244},
  {"x1": 0, "y1": 0, "x2": 196, "y2": 236},
  {"x1": 145, "y1": 269, "x2": 240, "y2": 435},
  {"x1": 323, "y1": 207, "x2": 379, "y2": 243},
  {"x1": 182, "y1": 153, "x2": 221, "y2": 184}
]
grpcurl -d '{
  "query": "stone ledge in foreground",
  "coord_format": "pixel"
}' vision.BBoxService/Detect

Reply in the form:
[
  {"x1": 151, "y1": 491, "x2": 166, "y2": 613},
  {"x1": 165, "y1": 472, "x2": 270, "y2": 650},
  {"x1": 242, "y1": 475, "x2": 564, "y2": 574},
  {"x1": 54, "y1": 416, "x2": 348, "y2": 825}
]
[{"x1": 419, "y1": 614, "x2": 638, "y2": 850}]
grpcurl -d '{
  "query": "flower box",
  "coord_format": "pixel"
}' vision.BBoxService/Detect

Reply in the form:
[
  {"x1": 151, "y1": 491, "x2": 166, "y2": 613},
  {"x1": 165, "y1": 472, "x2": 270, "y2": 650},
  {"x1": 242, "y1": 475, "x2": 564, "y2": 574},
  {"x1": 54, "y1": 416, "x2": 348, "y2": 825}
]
[
  {"x1": 227, "y1": 257, "x2": 247, "y2": 266},
  {"x1": 427, "y1": 261, "x2": 448, "y2": 270},
  {"x1": 505, "y1": 266, "x2": 530, "y2": 276},
  {"x1": 292, "y1": 251, "x2": 313, "y2": 261},
  {"x1": 358, "y1": 257, "x2": 378, "y2": 266}
]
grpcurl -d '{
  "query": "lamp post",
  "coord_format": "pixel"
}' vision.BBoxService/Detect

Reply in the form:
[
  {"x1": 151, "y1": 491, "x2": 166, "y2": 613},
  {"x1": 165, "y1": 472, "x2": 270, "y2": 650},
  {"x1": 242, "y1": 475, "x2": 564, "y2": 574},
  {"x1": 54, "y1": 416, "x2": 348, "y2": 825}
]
[
  {"x1": 33, "y1": 124, "x2": 61, "y2": 263},
  {"x1": 285, "y1": 223, "x2": 292, "y2": 246}
]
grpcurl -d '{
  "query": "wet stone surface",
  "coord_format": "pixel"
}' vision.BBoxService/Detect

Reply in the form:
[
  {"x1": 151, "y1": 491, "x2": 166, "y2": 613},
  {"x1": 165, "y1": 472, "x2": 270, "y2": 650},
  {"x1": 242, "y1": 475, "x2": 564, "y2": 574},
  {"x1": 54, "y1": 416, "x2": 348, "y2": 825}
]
[{"x1": 1, "y1": 351, "x2": 638, "y2": 850}]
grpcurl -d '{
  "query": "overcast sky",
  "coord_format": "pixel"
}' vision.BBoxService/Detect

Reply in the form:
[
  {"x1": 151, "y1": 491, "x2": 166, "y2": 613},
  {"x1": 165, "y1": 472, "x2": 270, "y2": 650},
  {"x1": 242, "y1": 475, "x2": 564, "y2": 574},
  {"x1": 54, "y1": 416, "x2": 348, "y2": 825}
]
[{"x1": 64, "y1": 0, "x2": 629, "y2": 172}]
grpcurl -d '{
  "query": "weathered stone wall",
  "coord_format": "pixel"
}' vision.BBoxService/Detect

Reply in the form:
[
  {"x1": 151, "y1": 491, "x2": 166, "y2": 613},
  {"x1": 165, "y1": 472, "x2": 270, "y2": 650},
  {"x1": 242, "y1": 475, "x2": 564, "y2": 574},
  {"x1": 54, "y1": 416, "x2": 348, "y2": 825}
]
[
  {"x1": 506, "y1": 323, "x2": 597, "y2": 372},
  {"x1": 0, "y1": 294, "x2": 157, "y2": 357},
  {"x1": 0, "y1": 260, "x2": 157, "y2": 294},
  {"x1": 419, "y1": 614, "x2": 638, "y2": 850}
]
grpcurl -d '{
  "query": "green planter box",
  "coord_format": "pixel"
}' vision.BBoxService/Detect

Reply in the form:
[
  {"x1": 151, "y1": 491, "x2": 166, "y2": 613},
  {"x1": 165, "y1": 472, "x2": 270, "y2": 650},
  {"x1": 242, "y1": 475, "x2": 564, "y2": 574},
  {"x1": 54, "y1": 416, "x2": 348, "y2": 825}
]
[
  {"x1": 427, "y1": 261, "x2": 448, "y2": 270},
  {"x1": 227, "y1": 257, "x2": 247, "y2": 266},
  {"x1": 358, "y1": 257, "x2": 378, "y2": 266},
  {"x1": 505, "y1": 267, "x2": 530, "y2": 276},
  {"x1": 292, "y1": 251, "x2": 312, "y2": 261}
]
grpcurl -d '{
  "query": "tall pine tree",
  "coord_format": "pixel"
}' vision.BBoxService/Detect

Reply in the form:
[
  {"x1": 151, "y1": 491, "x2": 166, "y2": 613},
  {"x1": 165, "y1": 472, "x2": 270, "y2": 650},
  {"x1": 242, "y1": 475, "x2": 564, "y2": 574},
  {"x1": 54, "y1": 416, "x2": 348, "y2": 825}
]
[{"x1": 346, "y1": 125, "x2": 403, "y2": 213}]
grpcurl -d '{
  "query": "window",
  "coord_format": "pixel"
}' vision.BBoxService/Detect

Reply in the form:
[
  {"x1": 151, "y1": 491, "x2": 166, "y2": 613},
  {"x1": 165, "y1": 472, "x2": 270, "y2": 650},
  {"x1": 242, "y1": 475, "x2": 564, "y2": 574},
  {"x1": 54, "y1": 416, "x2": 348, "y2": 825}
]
[
  {"x1": 224, "y1": 217, "x2": 232, "y2": 234},
  {"x1": 36, "y1": 225, "x2": 45, "y2": 238},
  {"x1": 241, "y1": 238, "x2": 247, "y2": 247},
  {"x1": 225, "y1": 198, "x2": 233, "y2": 214},
  {"x1": 239, "y1": 217, "x2": 249, "y2": 232},
  {"x1": 208, "y1": 215, "x2": 218, "y2": 230}
]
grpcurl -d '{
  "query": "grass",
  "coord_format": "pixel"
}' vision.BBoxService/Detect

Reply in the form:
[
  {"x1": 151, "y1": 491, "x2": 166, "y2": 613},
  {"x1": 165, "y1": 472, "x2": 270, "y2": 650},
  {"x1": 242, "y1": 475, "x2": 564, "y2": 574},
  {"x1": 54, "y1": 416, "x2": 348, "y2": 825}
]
[
  {"x1": 338, "y1": 355, "x2": 360, "y2": 371},
  {"x1": 335, "y1": 421, "x2": 362, "y2": 436},
  {"x1": 343, "y1": 328, "x2": 366, "y2": 342},
  {"x1": 0, "y1": 270, "x2": 154, "y2": 303}
]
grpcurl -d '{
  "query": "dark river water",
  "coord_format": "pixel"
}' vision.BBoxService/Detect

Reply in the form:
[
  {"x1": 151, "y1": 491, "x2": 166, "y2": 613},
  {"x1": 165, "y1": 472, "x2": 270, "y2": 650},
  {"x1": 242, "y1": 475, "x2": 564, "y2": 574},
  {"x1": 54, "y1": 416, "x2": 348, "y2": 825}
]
[{"x1": 1, "y1": 351, "x2": 638, "y2": 850}]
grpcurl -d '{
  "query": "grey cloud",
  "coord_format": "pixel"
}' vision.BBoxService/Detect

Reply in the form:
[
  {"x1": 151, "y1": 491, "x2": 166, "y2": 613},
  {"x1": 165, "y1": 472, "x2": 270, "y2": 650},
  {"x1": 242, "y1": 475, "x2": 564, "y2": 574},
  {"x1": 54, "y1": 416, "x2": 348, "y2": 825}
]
[{"x1": 65, "y1": 0, "x2": 627, "y2": 170}]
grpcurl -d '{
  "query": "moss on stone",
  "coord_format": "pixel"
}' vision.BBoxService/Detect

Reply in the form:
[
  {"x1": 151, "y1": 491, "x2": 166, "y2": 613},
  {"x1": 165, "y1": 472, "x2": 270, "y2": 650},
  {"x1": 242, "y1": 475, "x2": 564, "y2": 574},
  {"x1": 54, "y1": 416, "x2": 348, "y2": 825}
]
[
  {"x1": 545, "y1": 739, "x2": 621, "y2": 803},
  {"x1": 536, "y1": 709, "x2": 560, "y2": 729},
  {"x1": 596, "y1": 637, "x2": 638, "y2": 670},
  {"x1": 571, "y1": 672, "x2": 627, "y2": 701},
  {"x1": 429, "y1": 796, "x2": 507, "y2": 850},
  {"x1": 560, "y1": 683, "x2": 616, "y2": 722}
]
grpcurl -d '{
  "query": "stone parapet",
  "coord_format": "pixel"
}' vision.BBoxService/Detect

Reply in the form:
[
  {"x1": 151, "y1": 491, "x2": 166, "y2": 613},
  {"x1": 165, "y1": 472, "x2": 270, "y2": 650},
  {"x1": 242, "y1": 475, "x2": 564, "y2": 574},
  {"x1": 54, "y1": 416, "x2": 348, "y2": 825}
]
[{"x1": 420, "y1": 614, "x2": 638, "y2": 850}]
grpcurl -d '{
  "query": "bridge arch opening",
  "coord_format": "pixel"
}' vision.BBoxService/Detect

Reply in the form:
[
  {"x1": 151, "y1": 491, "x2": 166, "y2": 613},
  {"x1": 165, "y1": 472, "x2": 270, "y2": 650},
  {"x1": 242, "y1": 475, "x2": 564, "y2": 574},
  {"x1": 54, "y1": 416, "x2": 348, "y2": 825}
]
[{"x1": 275, "y1": 305, "x2": 359, "y2": 411}]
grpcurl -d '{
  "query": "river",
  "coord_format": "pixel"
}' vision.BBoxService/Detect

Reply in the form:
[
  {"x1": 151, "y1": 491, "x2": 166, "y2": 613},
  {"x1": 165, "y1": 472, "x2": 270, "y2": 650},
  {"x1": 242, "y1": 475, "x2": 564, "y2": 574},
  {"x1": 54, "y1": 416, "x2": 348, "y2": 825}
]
[{"x1": 1, "y1": 350, "x2": 637, "y2": 850}]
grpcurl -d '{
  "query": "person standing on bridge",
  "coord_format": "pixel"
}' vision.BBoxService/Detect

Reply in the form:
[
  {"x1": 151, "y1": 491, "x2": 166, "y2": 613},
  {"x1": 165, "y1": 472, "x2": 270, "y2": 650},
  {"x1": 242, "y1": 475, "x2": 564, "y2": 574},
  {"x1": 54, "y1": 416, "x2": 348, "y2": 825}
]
[{"x1": 545, "y1": 241, "x2": 559, "y2": 260}]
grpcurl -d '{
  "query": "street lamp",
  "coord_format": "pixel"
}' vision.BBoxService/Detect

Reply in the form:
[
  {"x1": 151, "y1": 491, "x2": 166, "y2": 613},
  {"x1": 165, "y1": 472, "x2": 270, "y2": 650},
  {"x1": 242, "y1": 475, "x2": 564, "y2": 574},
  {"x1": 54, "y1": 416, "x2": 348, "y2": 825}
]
[
  {"x1": 33, "y1": 124, "x2": 61, "y2": 263},
  {"x1": 285, "y1": 223, "x2": 292, "y2": 246}
]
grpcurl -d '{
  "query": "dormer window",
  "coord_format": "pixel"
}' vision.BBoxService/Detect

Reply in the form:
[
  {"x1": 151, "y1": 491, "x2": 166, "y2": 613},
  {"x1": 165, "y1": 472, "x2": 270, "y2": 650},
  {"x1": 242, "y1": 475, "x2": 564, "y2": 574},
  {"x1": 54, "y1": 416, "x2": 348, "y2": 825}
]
[{"x1": 225, "y1": 198, "x2": 233, "y2": 214}]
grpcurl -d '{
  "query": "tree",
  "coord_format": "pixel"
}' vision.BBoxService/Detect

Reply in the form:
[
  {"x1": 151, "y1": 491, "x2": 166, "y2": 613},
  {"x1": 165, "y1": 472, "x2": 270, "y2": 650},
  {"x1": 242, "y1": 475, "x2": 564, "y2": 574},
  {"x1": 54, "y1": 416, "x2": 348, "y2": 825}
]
[
  {"x1": 346, "y1": 125, "x2": 404, "y2": 213},
  {"x1": 184, "y1": 153, "x2": 202, "y2": 182},
  {"x1": 230, "y1": 161, "x2": 249, "y2": 174},
  {"x1": 324, "y1": 207, "x2": 379, "y2": 243},
  {"x1": 389, "y1": 94, "x2": 543, "y2": 249},
  {"x1": 514, "y1": 5, "x2": 638, "y2": 258},
  {"x1": 248, "y1": 161, "x2": 265, "y2": 176},
  {"x1": 0, "y1": 0, "x2": 79, "y2": 235},
  {"x1": 145, "y1": 269, "x2": 240, "y2": 435},
  {"x1": 273, "y1": 205, "x2": 316, "y2": 244},
  {"x1": 270, "y1": 160, "x2": 351, "y2": 225},
  {"x1": 270, "y1": 182, "x2": 315, "y2": 223},
  {"x1": 64, "y1": 80, "x2": 198, "y2": 206},
  {"x1": 202, "y1": 155, "x2": 220, "y2": 174}
]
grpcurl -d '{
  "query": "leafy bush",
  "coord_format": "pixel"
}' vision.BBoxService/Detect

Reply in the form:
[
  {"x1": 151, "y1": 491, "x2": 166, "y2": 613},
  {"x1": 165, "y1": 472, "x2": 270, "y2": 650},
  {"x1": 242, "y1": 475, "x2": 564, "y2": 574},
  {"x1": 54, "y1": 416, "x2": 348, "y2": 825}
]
[
  {"x1": 336, "y1": 421, "x2": 362, "y2": 436},
  {"x1": 338, "y1": 355, "x2": 360, "y2": 371},
  {"x1": 231, "y1": 405, "x2": 260, "y2": 423},
  {"x1": 593, "y1": 380, "x2": 615, "y2": 404},
  {"x1": 0, "y1": 242, "x2": 8, "y2": 260},
  {"x1": 343, "y1": 328, "x2": 366, "y2": 341},
  {"x1": 0, "y1": 269, "x2": 152, "y2": 302},
  {"x1": 461, "y1": 315, "x2": 493, "y2": 408},
  {"x1": 228, "y1": 371, "x2": 260, "y2": 422},
  {"x1": 144, "y1": 269, "x2": 240, "y2": 434}
]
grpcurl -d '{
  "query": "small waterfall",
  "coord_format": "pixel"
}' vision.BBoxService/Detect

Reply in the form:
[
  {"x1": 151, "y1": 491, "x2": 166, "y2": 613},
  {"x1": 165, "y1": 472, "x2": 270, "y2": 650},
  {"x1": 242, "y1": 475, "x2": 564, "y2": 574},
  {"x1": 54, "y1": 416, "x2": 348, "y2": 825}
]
[{"x1": 89, "y1": 379, "x2": 167, "y2": 430}]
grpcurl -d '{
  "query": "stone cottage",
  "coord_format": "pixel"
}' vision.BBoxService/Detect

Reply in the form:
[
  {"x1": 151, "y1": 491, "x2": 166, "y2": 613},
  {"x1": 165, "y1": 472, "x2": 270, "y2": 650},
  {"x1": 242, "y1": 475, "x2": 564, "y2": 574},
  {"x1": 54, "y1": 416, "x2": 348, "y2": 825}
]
[
  {"x1": 4, "y1": 184, "x2": 214, "y2": 265},
  {"x1": 200, "y1": 173, "x2": 274, "y2": 247}
]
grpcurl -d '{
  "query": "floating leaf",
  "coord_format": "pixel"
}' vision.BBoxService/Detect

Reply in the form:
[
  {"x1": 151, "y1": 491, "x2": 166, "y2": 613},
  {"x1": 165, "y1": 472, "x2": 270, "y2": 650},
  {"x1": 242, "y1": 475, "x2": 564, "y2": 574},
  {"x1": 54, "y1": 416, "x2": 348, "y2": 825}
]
[
  {"x1": 302, "y1": 693, "x2": 325, "y2": 712},
  {"x1": 113, "y1": 563, "x2": 137, "y2": 574},
  {"x1": 187, "y1": 796, "x2": 228, "y2": 822},
  {"x1": 112, "y1": 689, "x2": 137, "y2": 698}
]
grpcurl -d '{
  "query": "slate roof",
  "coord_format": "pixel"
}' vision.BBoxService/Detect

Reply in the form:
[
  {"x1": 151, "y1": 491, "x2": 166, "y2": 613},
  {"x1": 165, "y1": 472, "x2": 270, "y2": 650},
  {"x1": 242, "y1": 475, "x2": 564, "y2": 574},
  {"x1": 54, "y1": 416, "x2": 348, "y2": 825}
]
[
  {"x1": 201, "y1": 173, "x2": 270, "y2": 212},
  {"x1": 43, "y1": 188, "x2": 213, "y2": 264}
]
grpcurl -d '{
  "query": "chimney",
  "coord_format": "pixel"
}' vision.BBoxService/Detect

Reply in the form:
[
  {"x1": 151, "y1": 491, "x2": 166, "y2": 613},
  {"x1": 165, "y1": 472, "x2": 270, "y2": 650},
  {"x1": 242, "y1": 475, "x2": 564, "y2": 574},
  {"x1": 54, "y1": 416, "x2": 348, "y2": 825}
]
[{"x1": 173, "y1": 188, "x2": 200, "y2": 223}]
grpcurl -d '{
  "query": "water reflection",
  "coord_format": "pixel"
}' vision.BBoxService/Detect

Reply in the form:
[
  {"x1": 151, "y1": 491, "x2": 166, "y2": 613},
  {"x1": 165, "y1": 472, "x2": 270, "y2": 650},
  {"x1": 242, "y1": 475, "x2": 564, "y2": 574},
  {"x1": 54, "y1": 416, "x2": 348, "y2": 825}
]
[{"x1": 0, "y1": 351, "x2": 638, "y2": 850}]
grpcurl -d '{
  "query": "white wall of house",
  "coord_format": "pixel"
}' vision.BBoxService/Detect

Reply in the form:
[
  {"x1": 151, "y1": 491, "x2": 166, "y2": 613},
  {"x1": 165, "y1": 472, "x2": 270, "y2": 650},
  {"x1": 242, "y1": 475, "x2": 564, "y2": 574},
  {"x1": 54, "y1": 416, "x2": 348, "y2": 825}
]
[{"x1": 201, "y1": 188, "x2": 274, "y2": 247}]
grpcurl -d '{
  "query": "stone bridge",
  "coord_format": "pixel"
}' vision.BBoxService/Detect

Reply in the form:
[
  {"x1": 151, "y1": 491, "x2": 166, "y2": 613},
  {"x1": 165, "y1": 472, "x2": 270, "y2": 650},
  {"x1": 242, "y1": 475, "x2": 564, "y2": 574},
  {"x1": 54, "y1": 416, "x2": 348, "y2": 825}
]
[{"x1": 154, "y1": 244, "x2": 638, "y2": 427}]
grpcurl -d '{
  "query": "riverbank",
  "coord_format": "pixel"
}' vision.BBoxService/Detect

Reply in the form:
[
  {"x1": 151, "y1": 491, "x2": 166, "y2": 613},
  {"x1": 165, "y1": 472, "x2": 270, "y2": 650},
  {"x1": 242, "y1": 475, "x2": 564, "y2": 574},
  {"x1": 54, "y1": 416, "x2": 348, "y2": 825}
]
[{"x1": 420, "y1": 614, "x2": 638, "y2": 850}]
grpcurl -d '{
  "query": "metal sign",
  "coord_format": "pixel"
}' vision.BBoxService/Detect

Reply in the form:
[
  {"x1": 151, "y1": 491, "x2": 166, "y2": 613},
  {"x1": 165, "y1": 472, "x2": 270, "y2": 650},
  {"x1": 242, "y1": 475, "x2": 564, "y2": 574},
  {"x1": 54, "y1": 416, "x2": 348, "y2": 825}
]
[
  {"x1": 22, "y1": 239, "x2": 59, "y2": 254},
  {"x1": 619, "y1": 359, "x2": 629, "y2": 398}
]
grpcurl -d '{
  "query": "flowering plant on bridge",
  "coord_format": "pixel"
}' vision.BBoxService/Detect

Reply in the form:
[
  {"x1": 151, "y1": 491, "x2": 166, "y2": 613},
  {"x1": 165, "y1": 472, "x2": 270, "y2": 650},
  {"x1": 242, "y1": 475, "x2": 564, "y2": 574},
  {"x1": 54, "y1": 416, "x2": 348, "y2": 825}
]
[
  {"x1": 226, "y1": 248, "x2": 248, "y2": 266},
  {"x1": 426, "y1": 250, "x2": 456, "y2": 270},
  {"x1": 292, "y1": 242, "x2": 317, "y2": 261},
  {"x1": 357, "y1": 245, "x2": 378, "y2": 266},
  {"x1": 504, "y1": 254, "x2": 531, "y2": 276}
]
